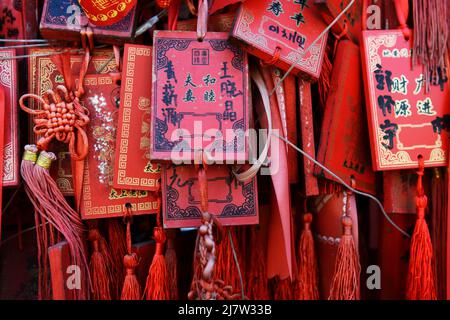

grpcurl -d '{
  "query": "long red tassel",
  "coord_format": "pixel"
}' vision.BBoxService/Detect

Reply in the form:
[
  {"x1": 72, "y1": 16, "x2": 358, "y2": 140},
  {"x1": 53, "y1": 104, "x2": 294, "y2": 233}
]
[
  {"x1": 121, "y1": 211, "x2": 141, "y2": 300},
  {"x1": 317, "y1": 46, "x2": 333, "y2": 111},
  {"x1": 412, "y1": 0, "x2": 448, "y2": 89},
  {"x1": 296, "y1": 213, "x2": 319, "y2": 300},
  {"x1": 88, "y1": 225, "x2": 112, "y2": 300},
  {"x1": 144, "y1": 226, "x2": 169, "y2": 300},
  {"x1": 328, "y1": 215, "x2": 361, "y2": 300},
  {"x1": 21, "y1": 146, "x2": 89, "y2": 299},
  {"x1": 273, "y1": 277, "x2": 294, "y2": 300},
  {"x1": 99, "y1": 234, "x2": 118, "y2": 298},
  {"x1": 245, "y1": 226, "x2": 269, "y2": 300},
  {"x1": 21, "y1": 145, "x2": 46, "y2": 299},
  {"x1": 107, "y1": 218, "x2": 127, "y2": 299},
  {"x1": 215, "y1": 227, "x2": 242, "y2": 291},
  {"x1": 165, "y1": 229, "x2": 178, "y2": 300},
  {"x1": 406, "y1": 159, "x2": 437, "y2": 300}
]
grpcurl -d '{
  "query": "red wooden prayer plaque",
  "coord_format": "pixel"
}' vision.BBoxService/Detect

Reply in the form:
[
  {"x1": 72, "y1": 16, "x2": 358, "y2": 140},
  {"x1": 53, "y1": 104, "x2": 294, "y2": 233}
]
[
  {"x1": 361, "y1": 30, "x2": 450, "y2": 171},
  {"x1": 151, "y1": 31, "x2": 250, "y2": 164},
  {"x1": 316, "y1": 40, "x2": 376, "y2": 194},
  {"x1": 79, "y1": 74, "x2": 159, "y2": 219},
  {"x1": 0, "y1": 50, "x2": 19, "y2": 187},
  {"x1": 231, "y1": 0, "x2": 328, "y2": 81},
  {"x1": 162, "y1": 165, "x2": 258, "y2": 228},
  {"x1": 0, "y1": 1, "x2": 38, "y2": 55},
  {"x1": 40, "y1": 0, "x2": 137, "y2": 44},
  {"x1": 113, "y1": 44, "x2": 160, "y2": 191}
]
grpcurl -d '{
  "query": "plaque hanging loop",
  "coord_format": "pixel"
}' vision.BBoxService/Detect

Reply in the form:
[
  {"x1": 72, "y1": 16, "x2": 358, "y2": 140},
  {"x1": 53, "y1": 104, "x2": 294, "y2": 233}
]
[
  {"x1": 196, "y1": 0, "x2": 210, "y2": 41},
  {"x1": 260, "y1": 46, "x2": 282, "y2": 67}
]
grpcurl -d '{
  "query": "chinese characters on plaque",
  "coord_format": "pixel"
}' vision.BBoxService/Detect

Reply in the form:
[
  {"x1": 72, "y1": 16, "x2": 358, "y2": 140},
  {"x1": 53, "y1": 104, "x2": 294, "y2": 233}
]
[
  {"x1": 361, "y1": 30, "x2": 450, "y2": 170},
  {"x1": 151, "y1": 31, "x2": 250, "y2": 163},
  {"x1": 232, "y1": 0, "x2": 327, "y2": 80}
]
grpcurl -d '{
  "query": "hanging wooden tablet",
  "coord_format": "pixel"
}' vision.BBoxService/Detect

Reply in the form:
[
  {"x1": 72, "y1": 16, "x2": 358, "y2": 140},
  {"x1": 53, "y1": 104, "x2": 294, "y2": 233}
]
[
  {"x1": 361, "y1": 29, "x2": 450, "y2": 171},
  {"x1": 316, "y1": 40, "x2": 376, "y2": 194},
  {"x1": 79, "y1": 74, "x2": 159, "y2": 219},
  {"x1": 0, "y1": 1, "x2": 38, "y2": 55},
  {"x1": 40, "y1": 0, "x2": 138, "y2": 44},
  {"x1": 150, "y1": 31, "x2": 250, "y2": 163},
  {"x1": 77, "y1": 0, "x2": 137, "y2": 27},
  {"x1": 161, "y1": 164, "x2": 258, "y2": 228},
  {"x1": 298, "y1": 81, "x2": 318, "y2": 196},
  {"x1": 113, "y1": 44, "x2": 160, "y2": 191},
  {"x1": 231, "y1": 0, "x2": 328, "y2": 81}
]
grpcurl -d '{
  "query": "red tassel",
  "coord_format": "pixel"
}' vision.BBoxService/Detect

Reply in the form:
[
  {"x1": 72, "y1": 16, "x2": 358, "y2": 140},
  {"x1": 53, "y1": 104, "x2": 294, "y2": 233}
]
[
  {"x1": 245, "y1": 226, "x2": 269, "y2": 300},
  {"x1": 406, "y1": 194, "x2": 437, "y2": 300},
  {"x1": 273, "y1": 277, "x2": 294, "y2": 300},
  {"x1": 144, "y1": 227, "x2": 169, "y2": 300},
  {"x1": 99, "y1": 235, "x2": 117, "y2": 296},
  {"x1": 165, "y1": 229, "x2": 178, "y2": 300},
  {"x1": 215, "y1": 227, "x2": 242, "y2": 291},
  {"x1": 317, "y1": 47, "x2": 333, "y2": 111},
  {"x1": 107, "y1": 219, "x2": 127, "y2": 299},
  {"x1": 296, "y1": 213, "x2": 319, "y2": 300},
  {"x1": 412, "y1": 0, "x2": 448, "y2": 90},
  {"x1": 121, "y1": 212, "x2": 141, "y2": 300},
  {"x1": 121, "y1": 253, "x2": 141, "y2": 300},
  {"x1": 88, "y1": 226, "x2": 112, "y2": 300},
  {"x1": 328, "y1": 216, "x2": 361, "y2": 300},
  {"x1": 406, "y1": 158, "x2": 437, "y2": 300}
]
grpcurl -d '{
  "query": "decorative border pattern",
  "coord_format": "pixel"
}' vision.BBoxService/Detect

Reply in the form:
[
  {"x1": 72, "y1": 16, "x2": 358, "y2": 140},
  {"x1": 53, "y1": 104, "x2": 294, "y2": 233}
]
[
  {"x1": 152, "y1": 36, "x2": 248, "y2": 155},
  {"x1": 115, "y1": 46, "x2": 159, "y2": 188},
  {"x1": 0, "y1": 50, "x2": 18, "y2": 185},
  {"x1": 164, "y1": 166, "x2": 257, "y2": 221}
]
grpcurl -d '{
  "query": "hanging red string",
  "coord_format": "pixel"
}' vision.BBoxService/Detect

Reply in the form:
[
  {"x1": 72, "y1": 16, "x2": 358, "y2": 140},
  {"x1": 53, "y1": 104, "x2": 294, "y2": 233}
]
[{"x1": 121, "y1": 206, "x2": 141, "y2": 300}]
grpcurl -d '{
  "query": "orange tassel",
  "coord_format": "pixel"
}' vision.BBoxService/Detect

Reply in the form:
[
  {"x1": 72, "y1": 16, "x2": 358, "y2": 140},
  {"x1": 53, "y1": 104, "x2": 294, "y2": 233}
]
[
  {"x1": 88, "y1": 227, "x2": 112, "y2": 300},
  {"x1": 328, "y1": 216, "x2": 361, "y2": 300},
  {"x1": 406, "y1": 158, "x2": 437, "y2": 300},
  {"x1": 165, "y1": 229, "x2": 178, "y2": 300},
  {"x1": 144, "y1": 227, "x2": 169, "y2": 300},
  {"x1": 296, "y1": 213, "x2": 319, "y2": 300},
  {"x1": 121, "y1": 212, "x2": 141, "y2": 300}
]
